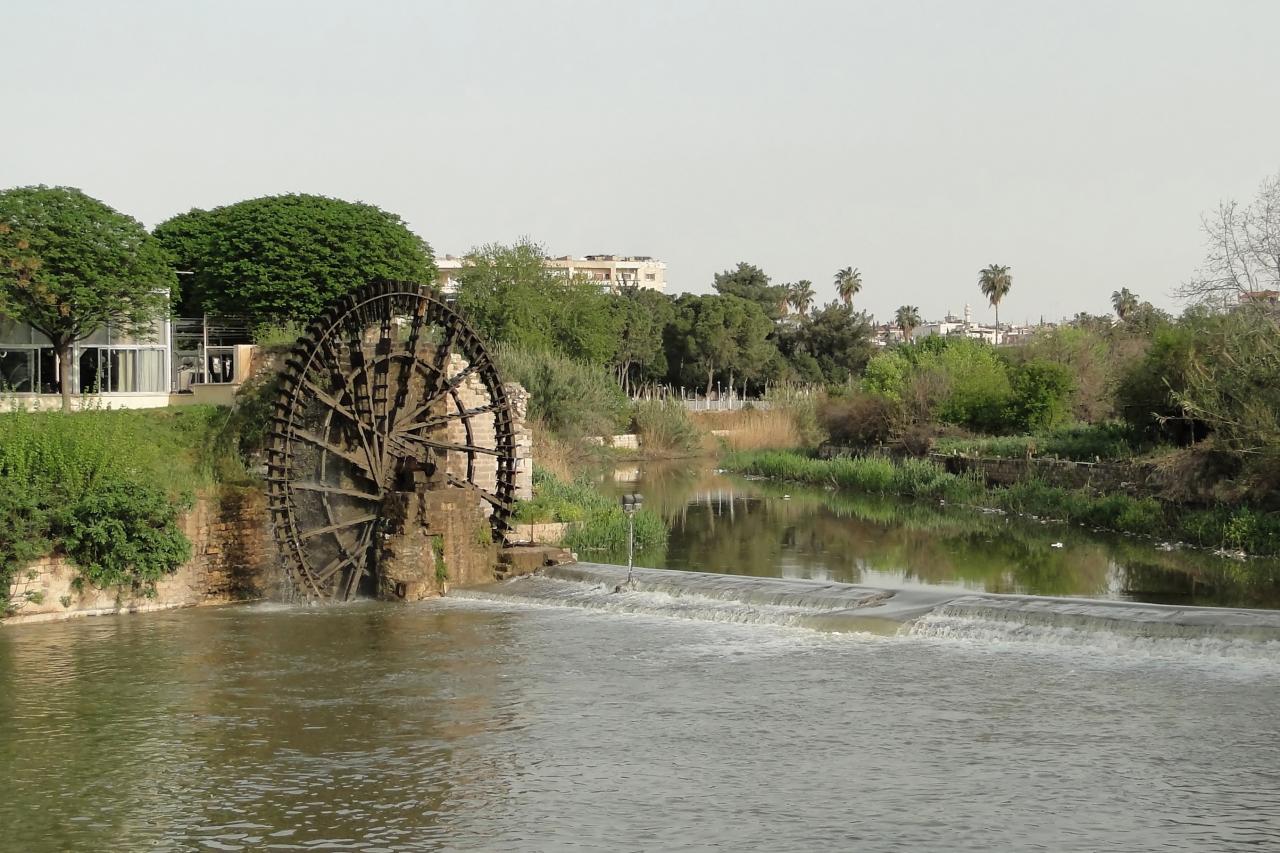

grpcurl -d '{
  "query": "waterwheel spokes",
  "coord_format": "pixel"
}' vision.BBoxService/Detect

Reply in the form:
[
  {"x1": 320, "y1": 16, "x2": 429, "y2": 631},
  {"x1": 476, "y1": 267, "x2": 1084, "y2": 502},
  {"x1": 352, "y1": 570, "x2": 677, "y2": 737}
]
[{"x1": 267, "y1": 281, "x2": 519, "y2": 602}]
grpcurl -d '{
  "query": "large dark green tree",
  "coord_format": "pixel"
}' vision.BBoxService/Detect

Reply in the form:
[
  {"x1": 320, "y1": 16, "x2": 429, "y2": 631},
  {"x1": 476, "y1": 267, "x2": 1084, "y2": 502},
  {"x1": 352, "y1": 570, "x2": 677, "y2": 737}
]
[
  {"x1": 0, "y1": 186, "x2": 174, "y2": 411},
  {"x1": 713, "y1": 262, "x2": 790, "y2": 322},
  {"x1": 613, "y1": 287, "x2": 675, "y2": 394},
  {"x1": 664, "y1": 293, "x2": 776, "y2": 394},
  {"x1": 153, "y1": 193, "x2": 435, "y2": 324},
  {"x1": 776, "y1": 301, "x2": 874, "y2": 385}
]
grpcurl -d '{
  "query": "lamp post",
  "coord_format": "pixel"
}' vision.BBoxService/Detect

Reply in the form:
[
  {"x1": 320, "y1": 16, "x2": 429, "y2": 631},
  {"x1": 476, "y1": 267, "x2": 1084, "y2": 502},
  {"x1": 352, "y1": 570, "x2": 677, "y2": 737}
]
[{"x1": 619, "y1": 493, "x2": 643, "y2": 589}]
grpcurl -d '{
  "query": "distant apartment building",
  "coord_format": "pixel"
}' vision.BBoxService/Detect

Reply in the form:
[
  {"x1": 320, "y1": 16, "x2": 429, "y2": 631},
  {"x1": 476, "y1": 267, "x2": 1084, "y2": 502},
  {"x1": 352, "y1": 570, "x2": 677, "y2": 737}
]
[{"x1": 435, "y1": 253, "x2": 666, "y2": 295}]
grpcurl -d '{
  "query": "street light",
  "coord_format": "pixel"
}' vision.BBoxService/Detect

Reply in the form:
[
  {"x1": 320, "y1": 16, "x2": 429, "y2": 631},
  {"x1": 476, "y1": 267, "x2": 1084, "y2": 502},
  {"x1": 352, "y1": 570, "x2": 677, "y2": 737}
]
[{"x1": 618, "y1": 492, "x2": 644, "y2": 590}]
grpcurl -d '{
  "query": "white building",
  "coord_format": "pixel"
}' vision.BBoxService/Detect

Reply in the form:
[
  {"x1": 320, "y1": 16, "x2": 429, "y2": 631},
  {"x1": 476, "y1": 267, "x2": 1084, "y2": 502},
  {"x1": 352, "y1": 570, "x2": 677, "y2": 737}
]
[
  {"x1": 0, "y1": 314, "x2": 173, "y2": 409},
  {"x1": 436, "y1": 253, "x2": 667, "y2": 295}
]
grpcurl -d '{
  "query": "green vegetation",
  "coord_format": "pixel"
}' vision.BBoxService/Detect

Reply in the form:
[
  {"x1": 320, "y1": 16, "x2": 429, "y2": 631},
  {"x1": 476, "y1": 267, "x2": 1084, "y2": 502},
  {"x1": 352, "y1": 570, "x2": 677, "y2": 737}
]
[
  {"x1": 154, "y1": 193, "x2": 435, "y2": 324},
  {"x1": 724, "y1": 450, "x2": 982, "y2": 502},
  {"x1": 932, "y1": 423, "x2": 1139, "y2": 461},
  {"x1": 456, "y1": 239, "x2": 621, "y2": 364},
  {"x1": 722, "y1": 449, "x2": 1280, "y2": 556},
  {"x1": 0, "y1": 406, "x2": 234, "y2": 612},
  {"x1": 513, "y1": 469, "x2": 667, "y2": 561},
  {"x1": 631, "y1": 401, "x2": 703, "y2": 455},
  {"x1": 0, "y1": 186, "x2": 175, "y2": 411}
]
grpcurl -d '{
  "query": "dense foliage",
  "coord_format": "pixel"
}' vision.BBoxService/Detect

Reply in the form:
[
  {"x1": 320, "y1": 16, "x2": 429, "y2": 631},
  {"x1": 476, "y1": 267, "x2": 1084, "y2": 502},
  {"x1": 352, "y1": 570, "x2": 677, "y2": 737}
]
[
  {"x1": 154, "y1": 193, "x2": 435, "y2": 324},
  {"x1": 0, "y1": 407, "x2": 227, "y2": 612}
]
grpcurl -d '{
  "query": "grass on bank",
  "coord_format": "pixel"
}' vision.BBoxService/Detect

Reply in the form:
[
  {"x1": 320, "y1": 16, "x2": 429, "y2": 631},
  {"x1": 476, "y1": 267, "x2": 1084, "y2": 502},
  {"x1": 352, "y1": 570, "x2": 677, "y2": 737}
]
[
  {"x1": 722, "y1": 449, "x2": 1280, "y2": 556},
  {"x1": 0, "y1": 405, "x2": 242, "y2": 613},
  {"x1": 931, "y1": 422, "x2": 1140, "y2": 462},
  {"x1": 513, "y1": 468, "x2": 667, "y2": 560}
]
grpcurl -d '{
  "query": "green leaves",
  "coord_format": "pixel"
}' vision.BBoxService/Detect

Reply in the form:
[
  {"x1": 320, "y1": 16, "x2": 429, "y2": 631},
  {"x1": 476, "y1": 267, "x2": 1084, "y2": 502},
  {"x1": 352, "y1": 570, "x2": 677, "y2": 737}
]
[
  {"x1": 0, "y1": 186, "x2": 173, "y2": 345},
  {"x1": 154, "y1": 194, "x2": 435, "y2": 324}
]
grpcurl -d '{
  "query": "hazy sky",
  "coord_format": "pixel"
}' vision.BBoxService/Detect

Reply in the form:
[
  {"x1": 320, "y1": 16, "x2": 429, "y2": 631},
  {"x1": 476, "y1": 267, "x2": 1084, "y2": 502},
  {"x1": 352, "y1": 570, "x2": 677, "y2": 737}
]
[{"x1": 6, "y1": 0, "x2": 1278, "y2": 324}]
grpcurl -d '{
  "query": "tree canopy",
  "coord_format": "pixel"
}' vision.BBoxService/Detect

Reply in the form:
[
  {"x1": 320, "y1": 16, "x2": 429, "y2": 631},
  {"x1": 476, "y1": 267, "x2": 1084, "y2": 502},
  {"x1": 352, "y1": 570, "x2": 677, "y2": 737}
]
[
  {"x1": 713, "y1": 262, "x2": 789, "y2": 322},
  {"x1": 0, "y1": 186, "x2": 174, "y2": 410},
  {"x1": 454, "y1": 239, "x2": 620, "y2": 364},
  {"x1": 153, "y1": 193, "x2": 435, "y2": 324},
  {"x1": 834, "y1": 266, "x2": 862, "y2": 307},
  {"x1": 665, "y1": 293, "x2": 775, "y2": 394}
]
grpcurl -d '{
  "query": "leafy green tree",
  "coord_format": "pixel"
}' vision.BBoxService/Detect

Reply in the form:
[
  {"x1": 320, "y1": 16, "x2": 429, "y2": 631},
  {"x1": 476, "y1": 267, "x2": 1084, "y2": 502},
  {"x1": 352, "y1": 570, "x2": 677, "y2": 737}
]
[
  {"x1": 455, "y1": 239, "x2": 620, "y2": 364},
  {"x1": 1111, "y1": 288, "x2": 1139, "y2": 320},
  {"x1": 0, "y1": 186, "x2": 174, "y2": 411},
  {"x1": 978, "y1": 263, "x2": 1013, "y2": 337},
  {"x1": 665, "y1": 294, "x2": 776, "y2": 394},
  {"x1": 894, "y1": 305, "x2": 921, "y2": 340},
  {"x1": 834, "y1": 266, "x2": 862, "y2": 307},
  {"x1": 786, "y1": 280, "x2": 816, "y2": 317},
  {"x1": 1006, "y1": 360, "x2": 1074, "y2": 432},
  {"x1": 613, "y1": 287, "x2": 675, "y2": 394},
  {"x1": 712, "y1": 262, "x2": 789, "y2": 322},
  {"x1": 154, "y1": 193, "x2": 434, "y2": 324},
  {"x1": 777, "y1": 302, "x2": 874, "y2": 385}
]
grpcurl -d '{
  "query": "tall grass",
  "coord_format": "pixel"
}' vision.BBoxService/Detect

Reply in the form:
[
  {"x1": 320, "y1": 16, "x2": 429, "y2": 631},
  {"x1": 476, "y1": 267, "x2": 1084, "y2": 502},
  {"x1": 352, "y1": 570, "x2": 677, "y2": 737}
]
[
  {"x1": 513, "y1": 468, "x2": 667, "y2": 561},
  {"x1": 692, "y1": 407, "x2": 805, "y2": 451},
  {"x1": 723, "y1": 450, "x2": 983, "y2": 501},
  {"x1": 632, "y1": 401, "x2": 703, "y2": 454},
  {"x1": 493, "y1": 343, "x2": 630, "y2": 439}
]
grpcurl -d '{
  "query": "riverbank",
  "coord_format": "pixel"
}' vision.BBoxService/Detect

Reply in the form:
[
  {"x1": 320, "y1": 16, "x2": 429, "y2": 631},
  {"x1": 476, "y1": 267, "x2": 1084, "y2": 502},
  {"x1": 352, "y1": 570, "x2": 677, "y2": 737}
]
[
  {"x1": 721, "y1": 449, "x2": 1280, "y2": 557},
  {"x1": 0, "y1": 405, "x2": 266, "y2": 618}
]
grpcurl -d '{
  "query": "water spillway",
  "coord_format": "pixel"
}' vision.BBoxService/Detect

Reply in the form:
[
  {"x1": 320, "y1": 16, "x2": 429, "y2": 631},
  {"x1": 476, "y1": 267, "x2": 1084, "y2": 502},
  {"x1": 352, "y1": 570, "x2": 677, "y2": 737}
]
[{"x1": 451, "y1": 562, "x2": 1280, "y2": 661}]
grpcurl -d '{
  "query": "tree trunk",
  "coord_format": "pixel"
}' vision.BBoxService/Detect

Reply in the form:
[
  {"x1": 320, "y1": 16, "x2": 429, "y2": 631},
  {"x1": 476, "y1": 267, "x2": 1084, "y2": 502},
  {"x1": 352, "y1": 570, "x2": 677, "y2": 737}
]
[
  {"x1": 994, "y1": 304, "x2": 1001, "y2": 344},
  {"x1": 706, "y1": 365, "x2": 714, "y2": 398},
  {"x1": 57, "y1": 341, "x2": 73, "y2": 412}
]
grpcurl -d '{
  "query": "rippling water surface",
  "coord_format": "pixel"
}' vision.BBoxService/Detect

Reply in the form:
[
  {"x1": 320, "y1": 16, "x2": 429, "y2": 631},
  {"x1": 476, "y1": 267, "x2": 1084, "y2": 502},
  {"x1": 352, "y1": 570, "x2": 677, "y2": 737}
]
[{"x1": 3, "y1": 593, "x2": 1279, "y2": 851}]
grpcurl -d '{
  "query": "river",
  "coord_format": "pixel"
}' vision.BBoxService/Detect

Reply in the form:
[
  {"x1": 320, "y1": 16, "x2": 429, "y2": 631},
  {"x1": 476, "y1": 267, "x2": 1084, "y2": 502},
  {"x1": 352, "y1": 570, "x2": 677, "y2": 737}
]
[{"x1": 3, "y1": 464, "x2": 1280, "y2": 850}]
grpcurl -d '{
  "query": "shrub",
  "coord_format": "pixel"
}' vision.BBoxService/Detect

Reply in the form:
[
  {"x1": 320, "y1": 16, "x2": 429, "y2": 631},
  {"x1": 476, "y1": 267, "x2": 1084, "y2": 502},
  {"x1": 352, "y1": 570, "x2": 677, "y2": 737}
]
[
  {"x1": 820, "y1": 392, "x2": 900, "y2": 447},
  {"x1": 494, "y1": 343, "x2": 630, "y2": 439},
  {"x1": 56, "y1": 482, "x2": 191, "y2": 592},
  {"x1": 1005, "y1": 360, "x2": 1073, "y2": 432}
]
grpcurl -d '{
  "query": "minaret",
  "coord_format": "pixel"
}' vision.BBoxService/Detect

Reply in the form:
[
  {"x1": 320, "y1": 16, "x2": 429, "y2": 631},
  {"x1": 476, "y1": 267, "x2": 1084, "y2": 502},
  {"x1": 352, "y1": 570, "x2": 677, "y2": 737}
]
[{"x1": 964, "y1": 303, "x2": 972, "y2": 328}]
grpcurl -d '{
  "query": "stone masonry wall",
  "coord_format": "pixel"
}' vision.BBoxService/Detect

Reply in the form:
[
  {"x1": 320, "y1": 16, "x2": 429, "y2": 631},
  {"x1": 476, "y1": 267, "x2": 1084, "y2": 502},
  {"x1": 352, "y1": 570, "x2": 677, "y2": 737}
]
[{"x1": 3, "y1": 488, "x2": 276, "y2": 626}]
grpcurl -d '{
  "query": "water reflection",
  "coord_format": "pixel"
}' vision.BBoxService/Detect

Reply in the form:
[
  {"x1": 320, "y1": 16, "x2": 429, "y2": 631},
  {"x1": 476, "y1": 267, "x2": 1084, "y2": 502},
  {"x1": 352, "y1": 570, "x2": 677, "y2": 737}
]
[
  {"x1": 596, "y1": 462, "x2": 1280, "y2": 609},
  {"x1": 0, "y1": 604, "x2": 525, "y2": 849}
]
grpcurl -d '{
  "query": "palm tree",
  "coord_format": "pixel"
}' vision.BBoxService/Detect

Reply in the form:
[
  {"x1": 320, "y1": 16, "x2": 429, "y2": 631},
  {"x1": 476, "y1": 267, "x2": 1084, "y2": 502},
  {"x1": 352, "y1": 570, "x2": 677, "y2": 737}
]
[
  {"x1": 787, "y1": 280, "x2": 816, "y2": 317},
  {"x1": 978, "y1": 264, "x2": 1013, "y2": 341},
  {"x1": 833, "y1": 266, "x2": 862, "y2": 307},
  {"x1": 1111, "y1": 287, "x2": 1139, "y2": 320},
  {"x1": 894, "y1": 305, "x2": 921, "y2": 341}
]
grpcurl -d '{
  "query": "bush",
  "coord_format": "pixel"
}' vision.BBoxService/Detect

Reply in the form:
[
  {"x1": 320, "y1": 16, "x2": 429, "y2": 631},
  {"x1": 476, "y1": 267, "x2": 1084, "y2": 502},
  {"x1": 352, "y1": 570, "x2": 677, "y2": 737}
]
[
  {"x1": 494, "y1": 344, "x2": 630, "y2": 439},
  {"x1": 56, "y1": 482, "x2": 191, "y2": 591},
  {"x1": 1005, "y1": 360, "x2": 1073, "y2": 432},
  {"x1": 820, "y1": 392, "x2": 900, "y2": 447}
]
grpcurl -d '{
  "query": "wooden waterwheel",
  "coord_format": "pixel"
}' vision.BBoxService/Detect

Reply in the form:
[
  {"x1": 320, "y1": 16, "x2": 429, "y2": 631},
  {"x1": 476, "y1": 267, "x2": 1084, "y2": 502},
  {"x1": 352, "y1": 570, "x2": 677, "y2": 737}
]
[{"x1": 266, "y1": 281, "x2": 516, "y2": 602}]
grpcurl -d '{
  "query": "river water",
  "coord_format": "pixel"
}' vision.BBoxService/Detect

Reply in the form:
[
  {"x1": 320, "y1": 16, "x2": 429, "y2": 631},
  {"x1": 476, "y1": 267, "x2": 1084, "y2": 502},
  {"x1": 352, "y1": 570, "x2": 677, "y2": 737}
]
[
  {"x1": 596, "y1": 463, "x2": 1280, "y2": 608},
  {"x1": 4, "y1": 465, "x2": 1280, "y2": 851}
]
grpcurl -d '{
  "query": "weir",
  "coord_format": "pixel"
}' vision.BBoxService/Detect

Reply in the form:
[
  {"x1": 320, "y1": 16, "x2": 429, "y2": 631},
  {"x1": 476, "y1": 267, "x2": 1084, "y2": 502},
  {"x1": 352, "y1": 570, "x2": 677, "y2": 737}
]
[{"x1": 452, "y1": 562, "x2": 1280, "y2": 659}]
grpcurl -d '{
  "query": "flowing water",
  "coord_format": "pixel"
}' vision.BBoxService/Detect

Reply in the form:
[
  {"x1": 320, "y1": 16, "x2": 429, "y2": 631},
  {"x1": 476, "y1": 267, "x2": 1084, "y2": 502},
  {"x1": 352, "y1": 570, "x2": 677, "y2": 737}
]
[{"x1": 4, "y1": 464, "x2": 1280, "y2": 850}]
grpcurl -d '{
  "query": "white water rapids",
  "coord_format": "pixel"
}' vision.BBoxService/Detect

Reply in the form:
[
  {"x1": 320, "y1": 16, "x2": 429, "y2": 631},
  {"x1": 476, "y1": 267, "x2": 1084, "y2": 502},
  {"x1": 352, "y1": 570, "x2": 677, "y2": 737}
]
[{"x1": 452, "y1": 562, "x2": 1280, "y2": 665}]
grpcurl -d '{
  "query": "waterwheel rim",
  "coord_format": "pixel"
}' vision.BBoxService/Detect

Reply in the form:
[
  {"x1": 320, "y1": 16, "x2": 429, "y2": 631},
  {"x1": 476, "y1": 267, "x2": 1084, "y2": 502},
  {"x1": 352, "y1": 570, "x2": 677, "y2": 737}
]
[{"x1": 266, "y1": 281, "x2": 517, "y2": 602}]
